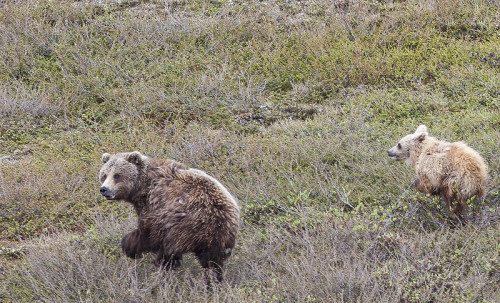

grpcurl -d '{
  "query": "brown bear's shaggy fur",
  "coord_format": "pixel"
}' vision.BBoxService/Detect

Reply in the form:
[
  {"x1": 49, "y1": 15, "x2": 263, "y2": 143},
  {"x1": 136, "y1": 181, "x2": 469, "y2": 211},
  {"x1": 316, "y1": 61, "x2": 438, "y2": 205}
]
[
  {"x1": 99, "y1": 151, "x2": 240, "y2": 283},
  {"x1": 387, "y1": 125, "x2": 488, "y2": 224}
]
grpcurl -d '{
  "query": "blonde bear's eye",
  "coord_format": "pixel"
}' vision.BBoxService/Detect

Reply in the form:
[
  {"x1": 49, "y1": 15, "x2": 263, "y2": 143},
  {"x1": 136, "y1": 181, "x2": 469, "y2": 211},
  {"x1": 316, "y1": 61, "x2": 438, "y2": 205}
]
[
  {"x1": 397, "y1": 143, "x2": 402, "y2": 149},
  {"x1": 114, "y1": 174, "x2": 120, "y2": 180}
]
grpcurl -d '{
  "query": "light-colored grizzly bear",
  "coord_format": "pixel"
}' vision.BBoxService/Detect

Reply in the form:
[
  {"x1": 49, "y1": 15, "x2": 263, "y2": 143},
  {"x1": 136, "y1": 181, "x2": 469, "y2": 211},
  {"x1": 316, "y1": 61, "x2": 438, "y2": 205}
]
[
  {"x1": 387, "y1": 125, "x2": 488, "y2": 223},
  {"x1": 98, "y1": 151, "x2": 240, "y2": 283}
]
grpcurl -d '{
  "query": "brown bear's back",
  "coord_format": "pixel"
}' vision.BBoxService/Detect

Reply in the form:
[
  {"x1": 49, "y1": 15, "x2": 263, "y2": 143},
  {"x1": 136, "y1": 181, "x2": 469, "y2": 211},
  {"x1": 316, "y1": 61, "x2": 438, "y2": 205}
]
[{"x1": 144, "y1": 165, "x2": 239, "y2": 256}]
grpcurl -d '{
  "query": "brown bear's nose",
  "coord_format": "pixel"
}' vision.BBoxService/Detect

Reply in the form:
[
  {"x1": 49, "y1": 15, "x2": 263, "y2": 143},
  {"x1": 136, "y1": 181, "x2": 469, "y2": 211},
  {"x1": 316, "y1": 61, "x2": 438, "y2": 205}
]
[{"x1": 100, "y1": 186, "x2": 109, "y2": 195}]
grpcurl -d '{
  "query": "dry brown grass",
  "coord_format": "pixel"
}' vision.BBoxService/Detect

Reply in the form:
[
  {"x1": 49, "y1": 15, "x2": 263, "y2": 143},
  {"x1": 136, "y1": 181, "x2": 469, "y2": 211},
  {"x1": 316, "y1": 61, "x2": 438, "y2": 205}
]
[{"x1": 2, "y1": 206, "x2": 499, "y2": 302}]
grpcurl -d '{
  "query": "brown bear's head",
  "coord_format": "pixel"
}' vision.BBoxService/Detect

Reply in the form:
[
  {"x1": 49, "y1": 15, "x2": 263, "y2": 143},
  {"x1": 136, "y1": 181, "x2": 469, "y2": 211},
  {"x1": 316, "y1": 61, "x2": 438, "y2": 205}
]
[
  {"x1": 99, "y1": 151, "x2": 147, "y2": 201},
  {"x1": 387, "y1": 125, "x2": 428, "y2": 165}
]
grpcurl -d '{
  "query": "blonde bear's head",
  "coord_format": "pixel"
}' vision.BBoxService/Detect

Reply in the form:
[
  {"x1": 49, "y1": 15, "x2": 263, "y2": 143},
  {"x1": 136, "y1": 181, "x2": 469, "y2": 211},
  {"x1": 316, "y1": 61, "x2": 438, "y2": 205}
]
[{"x1": 387, "y1": 125, "x2": 428, "y2": 165}]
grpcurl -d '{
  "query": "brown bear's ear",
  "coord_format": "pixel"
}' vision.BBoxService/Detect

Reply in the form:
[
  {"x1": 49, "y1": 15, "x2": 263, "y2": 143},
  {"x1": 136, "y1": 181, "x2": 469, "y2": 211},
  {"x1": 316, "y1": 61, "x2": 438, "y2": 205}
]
[
  {"x1": 102, "y1": 153, "x2": 111, "y2": 164},
  {"x1": 126, "y1": 151, "x2": 144, "y2": 165},
  {"x1": 415, "y1": 125, "x2": 428, "y2": 134}
]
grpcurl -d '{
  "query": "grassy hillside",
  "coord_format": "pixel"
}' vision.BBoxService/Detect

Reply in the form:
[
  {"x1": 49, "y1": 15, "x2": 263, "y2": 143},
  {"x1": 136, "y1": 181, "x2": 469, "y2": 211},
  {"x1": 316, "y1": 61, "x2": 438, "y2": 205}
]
[{"x1": 0, "y1": 0, "x2": 499, "y2": 302}]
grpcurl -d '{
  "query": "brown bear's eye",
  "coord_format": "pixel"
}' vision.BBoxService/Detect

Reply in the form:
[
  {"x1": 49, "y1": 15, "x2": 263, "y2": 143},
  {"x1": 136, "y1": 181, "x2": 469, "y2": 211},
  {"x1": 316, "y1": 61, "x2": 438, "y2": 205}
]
[
  {"x1": 397, "y1": 143, "x2": 402, "y2": 149},
  {"x1": 102, "y1": 174, "x2": 107, "y2": 180},
  {"x1": 114, "y1": 174, "x2": 120, "y2": 180}
]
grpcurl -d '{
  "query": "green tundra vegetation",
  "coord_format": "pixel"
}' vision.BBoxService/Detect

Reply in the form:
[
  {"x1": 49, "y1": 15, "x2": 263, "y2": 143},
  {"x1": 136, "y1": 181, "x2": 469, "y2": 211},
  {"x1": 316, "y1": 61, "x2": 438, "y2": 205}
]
[{"x1": 0, "y1": 0, "x2": 498, "y2": 302}]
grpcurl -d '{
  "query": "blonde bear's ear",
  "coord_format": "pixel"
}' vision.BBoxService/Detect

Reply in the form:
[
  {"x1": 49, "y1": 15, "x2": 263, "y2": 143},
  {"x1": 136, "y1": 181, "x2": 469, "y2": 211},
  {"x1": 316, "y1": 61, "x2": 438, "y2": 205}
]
[
  {"x1": 415, "y1": 131, "x2": 427, "y2": 142},
  {"x1": 415, "y1": 125, "x2": 428, "y2": 134},
  {"x1": 102, "y1": 153, "x2": 111, "y2": 164},
  {"x1": 126, "y1": 151, "x2": 144, "y2": 165}
]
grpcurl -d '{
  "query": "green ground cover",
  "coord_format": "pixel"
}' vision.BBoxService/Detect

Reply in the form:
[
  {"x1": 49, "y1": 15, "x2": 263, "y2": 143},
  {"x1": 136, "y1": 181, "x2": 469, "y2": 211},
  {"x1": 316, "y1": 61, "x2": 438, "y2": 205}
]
[{"x1": 0, "y1": 0, "x2": 498, "y2": 302}]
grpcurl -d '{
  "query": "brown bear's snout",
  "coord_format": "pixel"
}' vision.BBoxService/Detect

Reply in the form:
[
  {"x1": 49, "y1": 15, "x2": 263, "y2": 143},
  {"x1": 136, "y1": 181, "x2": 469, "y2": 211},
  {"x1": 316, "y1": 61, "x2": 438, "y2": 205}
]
[
  {"x1": 100, "y1": 186, "x2": 108, "y2": 195},
  {"x1": 100, "y1": 186, "x2": 113, "y2": 199}
]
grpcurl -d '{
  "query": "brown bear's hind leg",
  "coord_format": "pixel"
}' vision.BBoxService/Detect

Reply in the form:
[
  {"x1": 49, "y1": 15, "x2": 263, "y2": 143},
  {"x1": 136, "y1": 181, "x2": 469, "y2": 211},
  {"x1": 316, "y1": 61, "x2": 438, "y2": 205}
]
[{"x1": 196, "y1": 251, "x2": 225, "y2": 285}]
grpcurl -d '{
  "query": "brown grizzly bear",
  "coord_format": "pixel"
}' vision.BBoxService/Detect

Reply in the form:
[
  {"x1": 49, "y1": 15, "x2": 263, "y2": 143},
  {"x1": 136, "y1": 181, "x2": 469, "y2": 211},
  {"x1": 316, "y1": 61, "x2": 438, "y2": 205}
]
[
  {"x1": 387, "y1": 125, "x2": 488, "y2": 224},
  {"x1": 98, "y1": 151, "x2": 240, "y2": 283}
]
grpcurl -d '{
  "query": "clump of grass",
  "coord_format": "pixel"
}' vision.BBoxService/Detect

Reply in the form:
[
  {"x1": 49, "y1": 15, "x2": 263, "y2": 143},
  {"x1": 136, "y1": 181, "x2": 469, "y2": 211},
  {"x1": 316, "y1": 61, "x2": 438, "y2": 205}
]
[{"x1": 0, "y1": 86, "x2": 58, "y2": 119}]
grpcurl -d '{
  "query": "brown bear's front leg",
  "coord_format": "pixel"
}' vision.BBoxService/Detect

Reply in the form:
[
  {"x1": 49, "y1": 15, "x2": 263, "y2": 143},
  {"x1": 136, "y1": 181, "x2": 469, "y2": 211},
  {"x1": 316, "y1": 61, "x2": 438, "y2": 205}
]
[
  {"x1": 153, "y1": 253, "x2": 182, "y2": 270},
  {"x1": 121, "y1": 229, "x2": 150, "y2": 259}
]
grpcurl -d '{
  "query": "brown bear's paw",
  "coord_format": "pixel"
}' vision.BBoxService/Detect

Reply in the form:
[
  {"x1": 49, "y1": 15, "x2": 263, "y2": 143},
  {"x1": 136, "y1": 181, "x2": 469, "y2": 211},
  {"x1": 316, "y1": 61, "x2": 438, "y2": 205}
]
[{"x1": 121, "y1": 230, "x2": 145, "y2": 259}]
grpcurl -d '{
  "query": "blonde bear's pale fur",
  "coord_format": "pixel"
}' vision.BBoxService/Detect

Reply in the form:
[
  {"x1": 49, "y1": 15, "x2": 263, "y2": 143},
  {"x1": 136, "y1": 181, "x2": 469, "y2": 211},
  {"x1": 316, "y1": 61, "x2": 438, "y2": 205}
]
[{"x1": 388, "y1": 125, "x2": 488, "y2": 223}]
